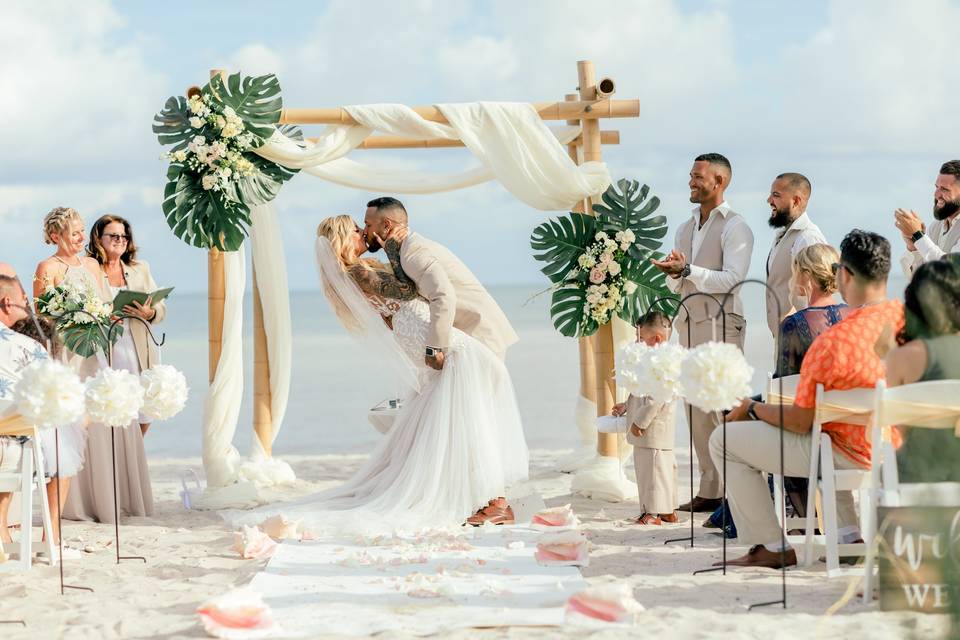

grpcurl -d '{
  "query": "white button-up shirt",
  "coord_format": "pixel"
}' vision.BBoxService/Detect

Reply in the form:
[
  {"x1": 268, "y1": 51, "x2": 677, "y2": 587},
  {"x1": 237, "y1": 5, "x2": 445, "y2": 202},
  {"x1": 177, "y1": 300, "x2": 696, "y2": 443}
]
[
  {"x1": 0, "y1": 324, "x2": 47, "y2": 418},
  {"x1": 667, "y1": 201, "x2": 754, "y2": 295},
  {"x1": 900, "y1": 214, "x2": 960, "y2": 277},
  {"x1": 766, "y1": 211, "x2": 828, "y2": 274}
]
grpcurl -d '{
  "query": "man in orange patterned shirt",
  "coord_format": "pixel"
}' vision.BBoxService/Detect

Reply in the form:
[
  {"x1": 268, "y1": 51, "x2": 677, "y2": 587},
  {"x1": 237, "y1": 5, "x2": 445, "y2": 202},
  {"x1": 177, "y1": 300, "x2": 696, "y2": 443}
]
[{"x1": 710, "y1": 230, "x2": 903, "y2": 569}]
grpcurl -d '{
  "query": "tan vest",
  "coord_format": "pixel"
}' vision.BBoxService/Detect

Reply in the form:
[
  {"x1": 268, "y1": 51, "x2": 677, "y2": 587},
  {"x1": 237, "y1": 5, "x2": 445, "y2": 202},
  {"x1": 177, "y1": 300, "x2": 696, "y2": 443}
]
[
  {"x1": 765, "y1": 229, "x2": 801, "y2": 336},
  {"x1": 674, "y1": 213, "x2": 745, "y2": 324},
  {"x1": 624, "y1": 395, "x2": 676, "y2": 450}
]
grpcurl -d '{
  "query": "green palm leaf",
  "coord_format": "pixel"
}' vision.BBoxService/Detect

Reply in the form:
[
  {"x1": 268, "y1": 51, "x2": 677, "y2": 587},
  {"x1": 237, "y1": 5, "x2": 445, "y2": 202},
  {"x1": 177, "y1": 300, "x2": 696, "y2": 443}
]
[
  {"x1": 549, "y1": 285, "x2": 597, "y2": 338},
  {"x1": 222, "y1": 125, "x2": 302, "y2": 207},
  {"x1": 593, "y1": 178, "x2": 668, "y2": 259},
  {"x1": 152, "y1": 96, "x2": 193, "y2": 150},
  {"x1": 530, "y1": 213, "x2": 596, "y2": 284},
  {"x1": 619, "y1": 253, "x2": 679, "y2": 326},
  {"x1": 205, "y1": 72, "x2": 284, "y2": 141},
  {"x1": 162, "y1": 164, "x2": 250, "y2": 251}
]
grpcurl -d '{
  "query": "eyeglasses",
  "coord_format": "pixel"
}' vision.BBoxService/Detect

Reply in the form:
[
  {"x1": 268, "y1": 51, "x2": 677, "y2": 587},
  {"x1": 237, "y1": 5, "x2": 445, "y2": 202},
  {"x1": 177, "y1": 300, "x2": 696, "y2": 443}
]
[
  {"x1": 831, "y1": 262, "x2": 851, "y2": 276},
  {"x1": 103, "y1": 233, "x2": 129, "y2": 243}
]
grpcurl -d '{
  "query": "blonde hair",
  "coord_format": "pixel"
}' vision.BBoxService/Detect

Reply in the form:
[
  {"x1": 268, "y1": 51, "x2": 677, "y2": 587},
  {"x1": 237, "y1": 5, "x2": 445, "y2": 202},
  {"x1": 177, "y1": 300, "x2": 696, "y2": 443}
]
[
  {"x1": 792, "y1": 243, "x2": 840, "y2": 296},
  {"x1": 42, "y1": 207, "x2": 82, "y2": 245},
  {"x1": 315, "y1": 215, "x2": 388, "y2": 334}
]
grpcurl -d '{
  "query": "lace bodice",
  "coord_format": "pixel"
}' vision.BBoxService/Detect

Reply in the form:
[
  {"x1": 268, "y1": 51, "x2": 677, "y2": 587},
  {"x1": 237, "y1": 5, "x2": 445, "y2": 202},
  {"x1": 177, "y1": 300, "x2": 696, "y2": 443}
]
[{"x1": 367, "y1": 294, "x2": 402, "y2": 318}]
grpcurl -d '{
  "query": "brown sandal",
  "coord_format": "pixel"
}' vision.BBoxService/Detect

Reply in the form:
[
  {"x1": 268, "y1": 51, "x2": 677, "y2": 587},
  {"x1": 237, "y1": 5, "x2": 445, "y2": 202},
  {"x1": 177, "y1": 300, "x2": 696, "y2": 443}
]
[
  {"x1": 466, "y1": 498, "x2": 515, "y2": 526},
  {"x1": 629, "y1": 513, "x2": 662, "y2": 525}
]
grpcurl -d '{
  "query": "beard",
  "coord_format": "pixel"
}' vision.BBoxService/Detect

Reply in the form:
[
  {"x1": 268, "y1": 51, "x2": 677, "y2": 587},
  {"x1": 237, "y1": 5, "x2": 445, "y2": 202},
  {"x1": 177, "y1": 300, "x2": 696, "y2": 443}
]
[
  {"x1": 934, "y1": 198, "x2": 960, "y2": 221},
  {"x1": 365, "y1": 235, "x2": 382, "y2": 253},
  {"x1": 768, "y1": 206, "x2": 793, "y2": 229}
]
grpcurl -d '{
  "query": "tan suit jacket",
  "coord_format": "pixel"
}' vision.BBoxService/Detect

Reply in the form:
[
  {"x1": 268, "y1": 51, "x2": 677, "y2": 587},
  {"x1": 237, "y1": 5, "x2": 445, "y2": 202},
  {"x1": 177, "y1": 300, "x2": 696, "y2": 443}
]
[
  {"x1": 399, "y1": 233, "x2": 518, "y2": 360},
  {"x1": 623, "y1": 395, "x2": 676, "y2": 450},
  {"x1": 118, "y1": 261, "x2": 167, "y2": 372}
]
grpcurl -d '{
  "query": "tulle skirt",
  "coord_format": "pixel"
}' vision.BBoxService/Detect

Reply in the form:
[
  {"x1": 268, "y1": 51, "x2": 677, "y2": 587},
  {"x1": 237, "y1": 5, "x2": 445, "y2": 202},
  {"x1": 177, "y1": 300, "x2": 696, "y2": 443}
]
[{"x1": 229, "y1": 328, "x2": 529, "y2": 537}]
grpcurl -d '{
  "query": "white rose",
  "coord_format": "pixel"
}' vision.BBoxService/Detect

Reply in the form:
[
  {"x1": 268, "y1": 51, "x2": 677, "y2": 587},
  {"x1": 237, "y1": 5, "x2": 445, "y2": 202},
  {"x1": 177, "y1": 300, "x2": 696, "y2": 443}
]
[
  {"x1": 578, "y1": 254, "x2": 591, "y2": 269},
  {"x1": 174, "y1": 150, "x2": 187, "y2": 162},
  {"x1": 620, "y1": 242, "x2": 631, "y2": 252},
  {"x1": 220, "y1": 167, "x2": 233, "y2": 179},
  {"x1": 595, "y1": 232, "x2": 606, "y2": 241},
  {"x1": 624, "y1": 281, "x2": 638, "y2": 294},
  {"x1": 189, "y1": 116, "x2": 204, "y2": 129},
  {"x1": 222, "y1": 106, "x2": 236, "y2": 118},
  {"x1": 608, "y1": 262, "x2": 622, "y2": 276},
  {"x1": 201, "y1": 174, "x2": 218, "y2": 190},
  {"x1": 623, "y1": 230, "x2": 636, "y2": 243}
]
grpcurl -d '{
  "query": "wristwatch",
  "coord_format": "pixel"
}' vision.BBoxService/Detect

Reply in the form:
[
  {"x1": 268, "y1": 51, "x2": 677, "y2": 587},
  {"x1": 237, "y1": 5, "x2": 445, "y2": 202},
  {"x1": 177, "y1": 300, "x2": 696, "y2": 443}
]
[
  {"x1": 747, "y1": 401, "x2": 759, "y2": 421},
  {"x1": 911, "y1": 230, "x2": 925, "y2": 242},
  {"x1": 425, "y1": 346, "x2": 444, "y2": 357},
  {"x1": 680, "y1": 263, "x2": 692, "y2": 278}
]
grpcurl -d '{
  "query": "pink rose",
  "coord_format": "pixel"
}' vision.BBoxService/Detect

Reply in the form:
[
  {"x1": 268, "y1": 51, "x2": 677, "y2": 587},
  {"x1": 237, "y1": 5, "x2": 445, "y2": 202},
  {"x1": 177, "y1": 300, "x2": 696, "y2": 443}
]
[{"x1": 589, "y1": 268, "x2": 605, "y2": 284}]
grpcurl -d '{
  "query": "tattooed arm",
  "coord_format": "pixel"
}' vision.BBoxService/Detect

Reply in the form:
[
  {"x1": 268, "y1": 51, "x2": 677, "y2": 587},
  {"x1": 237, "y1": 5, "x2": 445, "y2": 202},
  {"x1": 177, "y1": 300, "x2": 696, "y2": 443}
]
[{"x1": 348, "y1": 243, "x2": 418, "y2": 301}]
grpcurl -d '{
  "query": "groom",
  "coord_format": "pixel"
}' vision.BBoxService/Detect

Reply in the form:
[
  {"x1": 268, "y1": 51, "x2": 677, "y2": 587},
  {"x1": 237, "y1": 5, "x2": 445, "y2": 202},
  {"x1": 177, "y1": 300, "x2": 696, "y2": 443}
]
[
  {"x1": 363, "y1": 196, "x2": 521, "y2": 525},
  {"x1": 363, "y1": 196, "x2": 519, "y2": 368}
]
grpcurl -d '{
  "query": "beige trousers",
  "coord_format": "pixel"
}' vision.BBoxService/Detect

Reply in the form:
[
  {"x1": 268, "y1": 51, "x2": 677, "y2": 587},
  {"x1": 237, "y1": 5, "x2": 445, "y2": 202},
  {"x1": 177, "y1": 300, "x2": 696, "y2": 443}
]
[
  {"x1": 678, "y1": 314, "x2": 745, "y2": 499},
  {"x1": 709, "y1": 420, "x2": 860, "y2": 546},
  {"x1": 633, "y1": 447, "x2": 677, "y2": 514}
]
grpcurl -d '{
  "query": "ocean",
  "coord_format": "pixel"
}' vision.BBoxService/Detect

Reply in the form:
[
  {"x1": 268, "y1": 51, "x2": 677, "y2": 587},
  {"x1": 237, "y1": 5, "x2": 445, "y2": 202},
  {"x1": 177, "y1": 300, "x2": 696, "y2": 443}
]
[{"x1": 146, "y1": 277, "x2": 908, "y2": 460}]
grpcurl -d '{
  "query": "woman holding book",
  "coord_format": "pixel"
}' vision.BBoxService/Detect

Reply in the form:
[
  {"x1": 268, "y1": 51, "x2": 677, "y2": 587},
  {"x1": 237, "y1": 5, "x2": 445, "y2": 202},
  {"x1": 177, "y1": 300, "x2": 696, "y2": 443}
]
[{"x1": 63, "y1": 214, "x2": 159, "y2": 522}]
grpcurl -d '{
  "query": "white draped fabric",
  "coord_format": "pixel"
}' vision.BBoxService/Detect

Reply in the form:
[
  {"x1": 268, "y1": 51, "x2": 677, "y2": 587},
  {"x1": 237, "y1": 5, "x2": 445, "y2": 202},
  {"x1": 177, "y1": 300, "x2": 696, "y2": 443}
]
[{"x1": 201, "y1": 102, "x2": 611, "y2": 494}]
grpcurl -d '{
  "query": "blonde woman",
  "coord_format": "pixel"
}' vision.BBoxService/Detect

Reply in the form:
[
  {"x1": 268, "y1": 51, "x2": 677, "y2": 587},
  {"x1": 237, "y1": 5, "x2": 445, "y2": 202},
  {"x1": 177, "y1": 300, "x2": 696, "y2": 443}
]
[
  {"x1": 234, "y1": 215, "x2": 528, "y2": 537},
  {"x1": 32, "y1": 207, "x2": 105, "y2": 542},
  {"x1": 777, "y1": 243, "x2": 852, "y2": 377},
  {"x1": 62, "y1": 214, "x2": 158, "y2": 523}
]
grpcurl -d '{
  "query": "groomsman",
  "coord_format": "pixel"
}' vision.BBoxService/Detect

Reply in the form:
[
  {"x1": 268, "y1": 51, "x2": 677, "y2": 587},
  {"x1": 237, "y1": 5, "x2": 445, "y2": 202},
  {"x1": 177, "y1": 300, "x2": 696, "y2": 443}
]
[
  {"x1": 896, "y1": 160, "x2": 960, "y2": 277},
  {"x1": 764, "y1": 173, "x2": 827, "y2": 336},
  {"x1": 652, "y1": 153, "x2": 753, "y2": 512}
]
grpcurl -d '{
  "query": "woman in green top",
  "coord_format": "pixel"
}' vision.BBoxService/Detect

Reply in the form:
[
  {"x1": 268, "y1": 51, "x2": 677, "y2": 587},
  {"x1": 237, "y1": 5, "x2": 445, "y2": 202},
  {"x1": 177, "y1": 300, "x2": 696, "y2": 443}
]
[{"x1": 884, "y1": 255, "x2": 960, "y2": 482}]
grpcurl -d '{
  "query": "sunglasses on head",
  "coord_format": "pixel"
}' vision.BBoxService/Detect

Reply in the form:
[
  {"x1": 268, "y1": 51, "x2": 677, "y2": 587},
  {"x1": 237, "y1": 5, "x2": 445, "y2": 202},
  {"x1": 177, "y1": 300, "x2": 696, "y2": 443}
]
[{"x1": 831, "y1": 262, "x2": 852, "y2": 276}]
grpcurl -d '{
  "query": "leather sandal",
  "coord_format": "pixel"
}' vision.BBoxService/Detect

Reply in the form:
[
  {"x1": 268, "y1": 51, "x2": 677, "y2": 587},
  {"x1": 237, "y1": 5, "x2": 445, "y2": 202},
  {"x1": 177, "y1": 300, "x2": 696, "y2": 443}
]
[
  {"x1": 465, "y1": 500, "x2": 515, "y2": 526},
  {"x1": 629, "y1": 513, "x2": 662, "y2": 525}
]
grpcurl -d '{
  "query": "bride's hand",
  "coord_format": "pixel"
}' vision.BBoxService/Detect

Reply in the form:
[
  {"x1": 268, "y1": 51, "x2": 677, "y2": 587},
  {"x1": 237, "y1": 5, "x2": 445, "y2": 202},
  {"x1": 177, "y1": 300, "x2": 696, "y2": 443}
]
[{"x1": 373, "y1": 225, "x2": 408, "y2": 249}]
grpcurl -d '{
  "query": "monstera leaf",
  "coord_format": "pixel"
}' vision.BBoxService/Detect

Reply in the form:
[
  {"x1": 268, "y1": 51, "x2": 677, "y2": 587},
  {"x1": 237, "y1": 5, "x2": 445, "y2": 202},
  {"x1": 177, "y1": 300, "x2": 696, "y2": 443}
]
[
  {"x1": 60, "y1": 322, "x2": 120, "y2": 359},
  {"x1": 161, "y1": 164, "x2": 251, "y2": 251},
  {"x1": 549, "y1": 285, "x2": 598, "y2": 338},
  {"x1": 222, "y1": 125, "x2": 302, "y2": 207},
  {"x1": 619, "y1": 253, "x2": 679, "y2": 326},
  {"x1": 530, "y1": 213, "x2": 596, "y2": 284},
  {"x1": 205, "y1": 72, "x2": 284, "y2": 141},
  {"x1": 593, "y1": 178, "x2": 668, "y2": 259},
  {"x1": 152, "y1": 96, "x2": 193, "y2": 151}
]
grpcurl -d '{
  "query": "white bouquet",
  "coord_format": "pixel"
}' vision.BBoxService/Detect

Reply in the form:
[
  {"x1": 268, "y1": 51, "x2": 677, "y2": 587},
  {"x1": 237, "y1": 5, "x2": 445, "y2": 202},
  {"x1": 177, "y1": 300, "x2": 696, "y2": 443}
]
[
  {"x1": 35, "y1": 279, "x2": 118, "y2": 357},
  {"x1": 614, "y1": 341, "x2": 649, "y2": 396},
  {"x1": 139, "y1": 365, "x2": 189, "y2": 421},
  {"x1": 85, "y1": 368, "x2": 145, "y2": 428},
  {"x1": 13, "y1": 360, "x2": 85, "y2": 430},
  {"x1": 633, "y1": 342, "x2": 687, "y2": 403},
  {"x1": 679, "y1": 341, "x2": 753, "y2": 412}
]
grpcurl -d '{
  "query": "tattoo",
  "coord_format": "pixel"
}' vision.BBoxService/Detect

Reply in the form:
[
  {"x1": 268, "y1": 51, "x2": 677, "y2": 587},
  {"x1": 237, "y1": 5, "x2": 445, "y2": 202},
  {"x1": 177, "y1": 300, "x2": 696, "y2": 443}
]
[
  {"x1": 384, "y1": 238, "x2": 406, "y2": 280},
  {"x1": 349, "y1": 262, "x2": 418, "y2": 301}
]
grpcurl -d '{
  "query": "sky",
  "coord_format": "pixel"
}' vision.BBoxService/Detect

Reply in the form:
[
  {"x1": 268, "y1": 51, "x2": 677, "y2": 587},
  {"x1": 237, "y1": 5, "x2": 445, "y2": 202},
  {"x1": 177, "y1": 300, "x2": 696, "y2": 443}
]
[{"x1": 1, "y1": 0, "x2": 958, "y2": 293}]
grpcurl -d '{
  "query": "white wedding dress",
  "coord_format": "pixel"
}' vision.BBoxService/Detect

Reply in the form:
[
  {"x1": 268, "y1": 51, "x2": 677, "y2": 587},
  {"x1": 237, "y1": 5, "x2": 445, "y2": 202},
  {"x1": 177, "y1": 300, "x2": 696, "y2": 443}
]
[{"x1": 231, "y1": 239, "x2": 529, "y2": 537}]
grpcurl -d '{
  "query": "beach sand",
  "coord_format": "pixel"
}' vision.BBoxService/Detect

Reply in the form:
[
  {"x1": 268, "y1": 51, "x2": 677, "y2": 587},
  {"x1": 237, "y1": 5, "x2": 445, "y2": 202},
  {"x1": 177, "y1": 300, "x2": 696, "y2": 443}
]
[{"x1": 2, "y1": 447, "x2": 950, "y2": 639}]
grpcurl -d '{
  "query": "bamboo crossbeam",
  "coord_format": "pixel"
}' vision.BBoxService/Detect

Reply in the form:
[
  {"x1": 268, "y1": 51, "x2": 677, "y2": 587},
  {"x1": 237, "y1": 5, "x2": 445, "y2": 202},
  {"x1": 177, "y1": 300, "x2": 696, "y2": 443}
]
[
  {"x1": 307, "y1": 130, "x2": 620, "y2": 149},
  {"x1": 280, "y1": 99, "x2": 639, "y2": 125}
]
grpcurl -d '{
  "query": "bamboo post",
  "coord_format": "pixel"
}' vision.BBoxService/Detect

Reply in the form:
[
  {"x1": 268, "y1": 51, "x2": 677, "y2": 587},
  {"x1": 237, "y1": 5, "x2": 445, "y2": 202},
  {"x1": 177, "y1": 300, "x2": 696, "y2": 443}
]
[
  {"x1": 577, "y1": 60, "x2": 618, "y2": 458},
  {"x1": 252, "y1": 262, "x2": 272, "y2": 456},
  {"x1": 207, "y1": 69, "x2": 227, "y2": 385}
]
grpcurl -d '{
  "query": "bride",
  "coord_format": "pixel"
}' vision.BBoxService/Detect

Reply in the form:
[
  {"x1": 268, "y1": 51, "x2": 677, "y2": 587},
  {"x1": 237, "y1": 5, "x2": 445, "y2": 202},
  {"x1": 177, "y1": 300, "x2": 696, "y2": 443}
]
[{"x1": 237, "y1": 215, "x2": 528, "y2": 537}]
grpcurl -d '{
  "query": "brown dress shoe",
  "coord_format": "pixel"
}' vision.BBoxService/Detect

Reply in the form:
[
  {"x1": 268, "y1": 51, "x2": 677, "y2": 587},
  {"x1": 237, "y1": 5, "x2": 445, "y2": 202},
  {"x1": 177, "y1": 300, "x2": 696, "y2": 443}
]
[
  {"x1": 465, "y1": 498, "x2": 515, "y2": 526},
  {"x1": 629, "y1": 513, "x2": 662, "y2": 525},
  {"x1": 713, "y1": 545, "x2": 797, "y2": 569},
  {"x1": 659, "y1": 511, "x2": 679, "y2": 523},
  {"x1": 677, "y1": 497, "x2": 723, "y2": 512}
]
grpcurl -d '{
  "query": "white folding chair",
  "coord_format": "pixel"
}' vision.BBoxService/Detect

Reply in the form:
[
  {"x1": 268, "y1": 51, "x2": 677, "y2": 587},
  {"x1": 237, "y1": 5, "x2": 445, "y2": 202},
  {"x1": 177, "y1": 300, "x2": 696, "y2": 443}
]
[
  {"x1": 766, "y1": 374, "x2": 806, "y2": 534},
  {"x1": 862, "y1": 379, "x2": 960, "y2": 602},
  {"x1": 798, "y1": 383, "x2": 880, "y2": 580},
  {"x1": 0, "y1": 426, "x2": 56, "y2": 572}
]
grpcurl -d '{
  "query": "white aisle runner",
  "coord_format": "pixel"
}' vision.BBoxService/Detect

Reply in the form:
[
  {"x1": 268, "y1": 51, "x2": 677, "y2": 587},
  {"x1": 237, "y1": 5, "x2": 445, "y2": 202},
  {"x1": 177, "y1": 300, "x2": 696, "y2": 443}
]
[{"x1": 248, "y1": 526, "x2": 587, "y2": 637}]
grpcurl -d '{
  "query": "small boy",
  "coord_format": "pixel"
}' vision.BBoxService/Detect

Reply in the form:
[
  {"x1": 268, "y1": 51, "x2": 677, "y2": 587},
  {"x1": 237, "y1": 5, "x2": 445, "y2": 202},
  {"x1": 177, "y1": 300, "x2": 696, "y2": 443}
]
[{"x1": 604, "y1": 311, "x2": 679, "y2": 525}]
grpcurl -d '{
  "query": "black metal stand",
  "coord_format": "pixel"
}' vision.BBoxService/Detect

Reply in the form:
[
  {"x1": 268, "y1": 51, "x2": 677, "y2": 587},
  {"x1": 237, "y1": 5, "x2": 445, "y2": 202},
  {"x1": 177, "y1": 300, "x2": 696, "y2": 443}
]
[{"x1": 54, "y1": 429, "x2": 93, "y2": 595}]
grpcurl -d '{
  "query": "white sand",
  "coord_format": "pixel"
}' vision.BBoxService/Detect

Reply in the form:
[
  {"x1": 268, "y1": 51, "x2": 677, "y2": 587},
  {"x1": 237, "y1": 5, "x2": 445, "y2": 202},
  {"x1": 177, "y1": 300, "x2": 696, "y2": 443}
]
[{"x1": 2, "y1": 448, "x2": 951, "y2": 639}]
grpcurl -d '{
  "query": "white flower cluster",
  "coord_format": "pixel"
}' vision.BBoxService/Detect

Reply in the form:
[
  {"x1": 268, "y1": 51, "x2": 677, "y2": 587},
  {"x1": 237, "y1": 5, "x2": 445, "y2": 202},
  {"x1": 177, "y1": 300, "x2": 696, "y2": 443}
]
[
  {"x1": 85, "y1": 368, "x2": 145, "y2": 428},
  {"x1": 36, "y1": 280, "x2": 111, "y2": 326},
  {"x1": 617, "y1": 339, "x2": 751, "y2": 409},
  {"x1": 575, "y1": 230, "x2": 639, "y2": 325},
  {"x1": 168, "y1": 93, "x2": 258, "y2": 193},
  {"x1": 140, "y1": 364, "x2": 189, "y2": 421},
  {"x1": 679, "y1": 341, "x2": 754, "y2": 412},
  {"x1": 13, "y1": 360, "x2": 86, "y2": 430}
]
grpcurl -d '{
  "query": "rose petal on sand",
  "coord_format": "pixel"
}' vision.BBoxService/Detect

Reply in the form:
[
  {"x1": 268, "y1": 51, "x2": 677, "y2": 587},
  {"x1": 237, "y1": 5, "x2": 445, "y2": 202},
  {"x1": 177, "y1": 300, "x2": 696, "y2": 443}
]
[
  {"x1": 531, "y1": 504, "x2": 579, "y2": 529},
  {"x1": 259, "y1": 515, "x2": 300, "y2": 541},
  {"x1": 232, "y1": 526, "x2": 277, "y2": 560},
  {"x1": 197, "y1": 589, "x2": 275, "y2": 638},
  {"x1": 565, "y1": 583, "x2": 644, "y2": 625}
]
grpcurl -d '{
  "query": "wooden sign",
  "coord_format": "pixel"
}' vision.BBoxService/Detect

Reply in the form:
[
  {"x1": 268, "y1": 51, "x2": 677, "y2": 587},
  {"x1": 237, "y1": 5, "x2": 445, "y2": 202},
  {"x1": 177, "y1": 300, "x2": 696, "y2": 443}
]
[{"x1": 878, "y1": 506, "x2": 960, "y2": 612}]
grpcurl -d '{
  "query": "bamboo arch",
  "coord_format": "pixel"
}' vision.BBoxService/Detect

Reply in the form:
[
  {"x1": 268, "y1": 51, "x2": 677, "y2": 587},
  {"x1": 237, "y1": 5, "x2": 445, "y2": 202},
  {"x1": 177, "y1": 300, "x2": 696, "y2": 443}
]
[{"x1": 200, "y1": 60, "x2": 639, "y2": 483}]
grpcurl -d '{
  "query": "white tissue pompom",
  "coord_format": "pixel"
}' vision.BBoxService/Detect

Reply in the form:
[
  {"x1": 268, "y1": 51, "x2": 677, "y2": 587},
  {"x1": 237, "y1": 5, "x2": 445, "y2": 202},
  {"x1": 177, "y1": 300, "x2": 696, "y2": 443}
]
[
  {"x1": 635, "y1": 342, "x2": 686, "y2": 403},
  {"x1": 614, "y1": 342, "x2": 649, "y2": 396},
  {"x1": 139, "y1": 365, "x2": 189, "y2": 421},
  {"x1": 679, "y1": 341, "x2": 753, "y2": 412},
  {"x1": 85, "y1": 368, "x2": 145, "y2": 428},
  {"x1": 13, "y1": 360, "x2": 85, "y2": 430}
]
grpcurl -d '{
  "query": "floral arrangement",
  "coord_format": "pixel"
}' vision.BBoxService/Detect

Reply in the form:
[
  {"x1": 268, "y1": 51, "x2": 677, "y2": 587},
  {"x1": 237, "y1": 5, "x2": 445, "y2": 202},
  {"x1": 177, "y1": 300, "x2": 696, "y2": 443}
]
[
  {"x1": 36, "y1": 280, "x2": 118, "y2": 357},
  {"x1": 616, "y1": 341, "x2": 686, "y2": 403},
  {"x1": 679, "y1": 341, "x2": 754, "y2": 412},
  {"x1": 140, "y1": 364, "x2": 189, "y2": 422},
  {"x1": 13, "y1": 360, "x2": 86, "y2": 430},
  {"x1": 153, "y1": 72, "x2": 301, "y2": 251},
  {"x1": 531, "y1": 179, "x2": 677, "y2": 337},
  {"x1": 85, "y1": 368, "x2": 145, "y2": 428}
]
